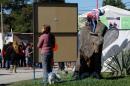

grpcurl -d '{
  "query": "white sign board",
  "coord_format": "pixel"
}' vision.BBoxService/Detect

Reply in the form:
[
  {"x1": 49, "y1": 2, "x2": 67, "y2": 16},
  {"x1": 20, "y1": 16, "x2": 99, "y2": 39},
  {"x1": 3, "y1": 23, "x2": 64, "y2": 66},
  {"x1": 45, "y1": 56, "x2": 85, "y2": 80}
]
[{"x1": 0, "y1": 33, "x2": 3, "y2": 50}]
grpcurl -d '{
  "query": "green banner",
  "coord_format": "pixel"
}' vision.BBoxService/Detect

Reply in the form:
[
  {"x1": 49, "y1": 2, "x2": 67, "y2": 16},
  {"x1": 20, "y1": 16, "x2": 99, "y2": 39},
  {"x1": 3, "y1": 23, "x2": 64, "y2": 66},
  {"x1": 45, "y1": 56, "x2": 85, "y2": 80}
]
[
  {"x1": 100, "y1": 16, "x2": 108, "y2": 27},
  {"x1": 121, "y1": 17, "x2": 130, "y2": 29},
  {"x1": 101, "y1": 16, "x2": 130, "y2": 29},
  {"x1": 79, "y1": 16, "x2": 130, "y2": 30}
]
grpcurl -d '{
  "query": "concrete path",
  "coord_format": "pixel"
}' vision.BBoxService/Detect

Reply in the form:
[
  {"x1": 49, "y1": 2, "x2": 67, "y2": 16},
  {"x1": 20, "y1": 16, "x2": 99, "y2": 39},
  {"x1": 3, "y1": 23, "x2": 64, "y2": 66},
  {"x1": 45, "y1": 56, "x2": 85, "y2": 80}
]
[{"x1": 0, "y1": 67, "x2": 43, "y2": 84}]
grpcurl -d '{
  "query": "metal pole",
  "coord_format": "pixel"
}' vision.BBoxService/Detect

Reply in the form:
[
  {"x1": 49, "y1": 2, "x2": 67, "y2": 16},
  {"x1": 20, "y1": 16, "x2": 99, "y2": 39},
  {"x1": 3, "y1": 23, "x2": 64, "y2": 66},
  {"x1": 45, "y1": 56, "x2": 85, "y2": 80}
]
[
  {"x1": 96, "y1": 0, "x2": 98, "y2": 9},
  {"x1": 1, "y1": 3, "x2": 4, "y2": 47},
  {"x1": 33, "y1": 0, "x2": 36, "y2": 80}
]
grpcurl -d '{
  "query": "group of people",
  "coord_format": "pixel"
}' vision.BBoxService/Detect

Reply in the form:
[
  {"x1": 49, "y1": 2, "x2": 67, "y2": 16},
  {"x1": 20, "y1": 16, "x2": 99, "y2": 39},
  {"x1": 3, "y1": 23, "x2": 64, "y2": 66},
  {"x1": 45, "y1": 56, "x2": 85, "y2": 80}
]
[
  {"x1": 0, "y1": 41, "x2": 33, "y2": 73},
  {"x1": 109, "y1": 22, "x2": 118, "y2": 29}
]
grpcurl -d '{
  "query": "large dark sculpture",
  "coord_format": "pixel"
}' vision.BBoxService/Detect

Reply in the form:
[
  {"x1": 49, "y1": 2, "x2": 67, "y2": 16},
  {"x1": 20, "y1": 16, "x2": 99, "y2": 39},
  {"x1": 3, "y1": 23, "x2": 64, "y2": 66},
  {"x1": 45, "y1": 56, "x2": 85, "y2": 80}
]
[{"x1": 73, "y1": 21, "x2": 108, "y2": 79}]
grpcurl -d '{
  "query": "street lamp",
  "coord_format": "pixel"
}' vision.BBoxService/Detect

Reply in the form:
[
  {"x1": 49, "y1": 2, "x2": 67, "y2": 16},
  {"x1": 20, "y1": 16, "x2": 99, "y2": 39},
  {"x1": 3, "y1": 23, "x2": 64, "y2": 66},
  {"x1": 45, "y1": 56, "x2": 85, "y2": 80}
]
[{"x1": 32, "y1": 0, "x2": 37, "y2": 80}]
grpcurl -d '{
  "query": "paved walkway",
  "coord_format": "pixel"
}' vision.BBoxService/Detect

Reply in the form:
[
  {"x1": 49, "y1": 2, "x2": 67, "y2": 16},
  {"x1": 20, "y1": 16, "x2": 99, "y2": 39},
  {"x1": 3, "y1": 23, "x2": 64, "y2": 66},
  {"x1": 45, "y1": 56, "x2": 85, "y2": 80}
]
[{"x1": 0, "y1": 67, "x2": 43, "y2": 84}]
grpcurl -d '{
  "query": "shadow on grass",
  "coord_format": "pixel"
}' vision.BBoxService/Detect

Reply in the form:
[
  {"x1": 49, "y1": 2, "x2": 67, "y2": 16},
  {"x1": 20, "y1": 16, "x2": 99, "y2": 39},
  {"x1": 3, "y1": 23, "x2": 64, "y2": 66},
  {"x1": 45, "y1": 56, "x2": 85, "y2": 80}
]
[
  {"x1": 104, "y1": 76, "x2": 125, "y2": 80},
  {"x1": 58, "y1": 79, "x2": 78, "y2": 83},
  {"x1": 0, "y1": 84, "x2": 11, "y2": 86}
]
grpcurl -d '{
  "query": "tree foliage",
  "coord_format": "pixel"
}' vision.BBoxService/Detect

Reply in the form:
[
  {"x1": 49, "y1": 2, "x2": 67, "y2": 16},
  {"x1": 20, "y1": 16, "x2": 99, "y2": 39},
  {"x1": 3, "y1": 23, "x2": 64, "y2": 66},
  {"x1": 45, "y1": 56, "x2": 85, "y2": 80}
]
[
  {"x1": 102, "y1": 0, "x2": 126, "y2": 9},
  {"x1": 1, "y1": 0, "x2": 32, "y2": 33},
  {"x1": 1, "y1": 0, "x2": 66, "y2": 33}
]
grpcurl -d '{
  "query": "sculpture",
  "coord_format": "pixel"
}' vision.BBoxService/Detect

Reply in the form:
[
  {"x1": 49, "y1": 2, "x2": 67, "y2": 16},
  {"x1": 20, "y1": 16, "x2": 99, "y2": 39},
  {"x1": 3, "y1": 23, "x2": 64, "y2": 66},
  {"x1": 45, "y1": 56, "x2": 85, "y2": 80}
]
[{"x1": 73, "y1": 21, "x2": 108, "y2": 79}]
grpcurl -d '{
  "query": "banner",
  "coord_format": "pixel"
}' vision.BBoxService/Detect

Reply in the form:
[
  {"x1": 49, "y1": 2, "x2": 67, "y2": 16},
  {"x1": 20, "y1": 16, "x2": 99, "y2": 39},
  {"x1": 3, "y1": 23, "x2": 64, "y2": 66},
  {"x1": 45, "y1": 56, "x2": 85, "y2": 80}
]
[
  {"x1": 101, "y1": 16, "x2": 130, "y2": 29},
  {"x1": 121, "y1": 17, "x2": 130, "y2": 29},
  {"x1": 107, "y1": 17, "x2": 121, "y2": 29}
]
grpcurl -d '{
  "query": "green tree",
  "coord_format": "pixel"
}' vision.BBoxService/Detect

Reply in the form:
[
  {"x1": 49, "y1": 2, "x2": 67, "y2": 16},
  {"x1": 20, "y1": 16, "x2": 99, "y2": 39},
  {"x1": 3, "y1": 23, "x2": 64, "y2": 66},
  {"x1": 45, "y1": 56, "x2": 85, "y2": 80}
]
[
  {"x1": 0, "y1": 0, "x2": 10, "y2": 4},
  {"x1": 2, "y1": 0, "x2": 66, "y2": 32},
  {"x1": 1, "y1": 0, "x2": 33, "y2": 33},
  {"x1": 103, "y1": 0, "x2": 126, "y2": 9}
]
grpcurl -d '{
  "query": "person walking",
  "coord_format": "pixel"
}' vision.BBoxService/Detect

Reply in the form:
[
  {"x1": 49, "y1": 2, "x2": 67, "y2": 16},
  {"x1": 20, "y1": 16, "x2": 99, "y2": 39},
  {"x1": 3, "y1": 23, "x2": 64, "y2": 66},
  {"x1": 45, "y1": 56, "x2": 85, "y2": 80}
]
[
  {"x1": 25, "y1": 43, "x2": 33, "y2": 69},
  {"x1": 2, "y1": 45, "x2": 6, "y2": 68},
  {"x1": 9, "y1": 41, "x2": 19, "y2": 73},
  {"x1": 4, "y1": 44, "x2": 11, "y2": 69},
  {"x1": 37, "y1": 25, "x2": 55, "y2": 84},
  {"x1": 18, "y1": 44, "x2": 26, "y2": 67},
  {"x1": 0, "y1": 49, "x2": 2, "y2": 68}
]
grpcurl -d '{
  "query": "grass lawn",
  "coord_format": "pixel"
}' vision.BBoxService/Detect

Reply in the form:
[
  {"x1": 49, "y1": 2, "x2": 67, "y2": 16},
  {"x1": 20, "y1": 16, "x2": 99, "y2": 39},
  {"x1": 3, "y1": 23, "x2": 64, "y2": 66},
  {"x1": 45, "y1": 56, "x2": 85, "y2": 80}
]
[{"x1": 7, "y1": 72, "x2": 130, "y2": 86}]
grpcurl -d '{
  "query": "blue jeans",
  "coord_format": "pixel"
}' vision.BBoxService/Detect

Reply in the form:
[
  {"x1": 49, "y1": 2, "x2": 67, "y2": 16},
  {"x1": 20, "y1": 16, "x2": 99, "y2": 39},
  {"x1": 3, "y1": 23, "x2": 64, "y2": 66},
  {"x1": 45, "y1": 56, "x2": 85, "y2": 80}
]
[
  {"x1": 41, "y1": 51, "x2": 53, "y2": 82},
  {"x1": 89, "y1": 19, "x2": 97, "y2": 33},
  {"x1": 5, "y1": 60, "x2": 11, "y2": 69}
]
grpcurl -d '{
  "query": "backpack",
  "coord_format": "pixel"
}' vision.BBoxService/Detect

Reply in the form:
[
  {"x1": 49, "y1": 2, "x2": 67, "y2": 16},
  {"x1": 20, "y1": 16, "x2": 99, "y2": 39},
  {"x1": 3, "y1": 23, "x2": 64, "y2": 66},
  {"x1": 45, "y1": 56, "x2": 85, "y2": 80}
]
[{"x1": 13, "y1": 44, "x2": 19, "y2": 54}]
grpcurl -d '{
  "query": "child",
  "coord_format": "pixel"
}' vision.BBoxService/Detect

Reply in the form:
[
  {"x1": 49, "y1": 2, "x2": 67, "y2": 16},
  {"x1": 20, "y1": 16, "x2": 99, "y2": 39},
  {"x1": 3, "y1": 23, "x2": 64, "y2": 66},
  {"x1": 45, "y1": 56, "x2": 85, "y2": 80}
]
[{"x1": 86, "y1": 8, "x2": 105, "y2": 33}]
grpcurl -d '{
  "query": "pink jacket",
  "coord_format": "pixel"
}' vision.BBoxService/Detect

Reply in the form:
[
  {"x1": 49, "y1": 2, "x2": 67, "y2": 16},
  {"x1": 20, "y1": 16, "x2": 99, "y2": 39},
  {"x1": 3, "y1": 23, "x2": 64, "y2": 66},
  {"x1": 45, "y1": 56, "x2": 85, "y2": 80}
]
[{"x1": 37, "y1": 33, "x2": 55, "y2": 54}]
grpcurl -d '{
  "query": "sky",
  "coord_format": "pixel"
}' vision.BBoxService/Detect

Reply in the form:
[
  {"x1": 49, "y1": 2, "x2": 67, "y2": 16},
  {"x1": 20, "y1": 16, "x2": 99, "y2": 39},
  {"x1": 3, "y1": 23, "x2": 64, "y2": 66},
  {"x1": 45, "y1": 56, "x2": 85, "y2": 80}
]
[{"x1": 65, "y1": 0, "x2": 130, "y2": 14}]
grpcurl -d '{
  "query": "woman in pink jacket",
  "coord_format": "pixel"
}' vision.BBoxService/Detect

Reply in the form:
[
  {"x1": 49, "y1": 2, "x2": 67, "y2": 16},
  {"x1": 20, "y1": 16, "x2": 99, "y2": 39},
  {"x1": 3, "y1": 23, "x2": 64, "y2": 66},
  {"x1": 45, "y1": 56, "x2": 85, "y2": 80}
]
[{"x1": 37, "y1": 25, "x2": 55, "y2": 84}]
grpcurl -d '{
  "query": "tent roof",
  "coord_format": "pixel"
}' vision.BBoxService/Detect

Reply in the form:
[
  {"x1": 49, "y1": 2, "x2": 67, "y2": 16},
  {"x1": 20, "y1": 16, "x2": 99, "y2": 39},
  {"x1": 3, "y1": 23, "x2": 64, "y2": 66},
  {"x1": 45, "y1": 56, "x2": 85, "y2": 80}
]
[
  {"x1": 102, "y1": 5, "x2": 130, "y2": 17},
  {"x1": 79, "y1": 5, "x2": 130, "y2": 17}
]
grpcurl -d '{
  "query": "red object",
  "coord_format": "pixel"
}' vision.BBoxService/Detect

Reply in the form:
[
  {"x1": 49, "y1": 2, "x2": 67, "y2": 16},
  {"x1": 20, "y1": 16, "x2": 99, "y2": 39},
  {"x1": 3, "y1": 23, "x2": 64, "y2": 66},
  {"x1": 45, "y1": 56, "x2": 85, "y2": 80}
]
[
  {"x1": 2, "y1": 49, "x2": 6, "y2": 59},
  {"x1": 53, "y1": 43, "x2": 58, "y2": 52},
  {"x1": 87, "y1": 12, "x2": 93, "y2": 19}
]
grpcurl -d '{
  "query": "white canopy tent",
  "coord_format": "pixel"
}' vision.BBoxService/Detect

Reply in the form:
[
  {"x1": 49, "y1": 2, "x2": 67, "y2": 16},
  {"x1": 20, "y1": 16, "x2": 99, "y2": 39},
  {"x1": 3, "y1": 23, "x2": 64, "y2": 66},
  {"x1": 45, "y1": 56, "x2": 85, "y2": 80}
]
[
  {"x1": 101, "y1": 5, "x2": 130, "y2": 17},
  {"x1": 79, "y1": 5, "x2": 130, "y2": 17}
]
